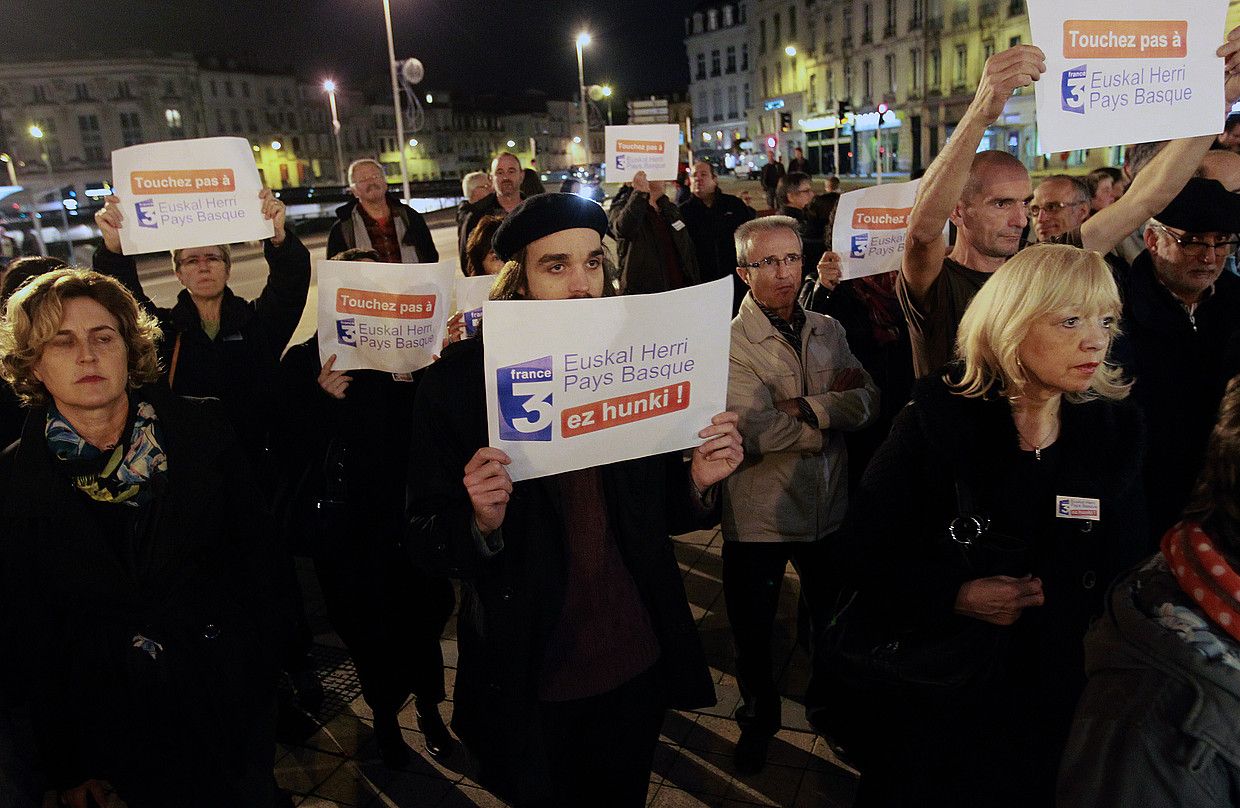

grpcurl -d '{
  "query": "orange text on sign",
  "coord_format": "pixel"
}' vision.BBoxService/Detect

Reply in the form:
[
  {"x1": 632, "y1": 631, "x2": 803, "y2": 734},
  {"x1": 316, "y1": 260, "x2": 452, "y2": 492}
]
[
  {"x1": 1063, "y1": 20, "x2": 1187, "y2": 59},
  {"x1": 130, "y1": 169, "x2": 237, "y2": 194},
  {"x1": 852, "y1": 207, "x2": 912, "y2": 230},
  {"x1": 336, "y1": 288, "x2": 436, "y2": 319},
  {"x1": 616, "y1": 139, "x2": 666, "y2": 154},
  {"x1": 561, "y1": 381, "x2": 690, "y2": 437}
]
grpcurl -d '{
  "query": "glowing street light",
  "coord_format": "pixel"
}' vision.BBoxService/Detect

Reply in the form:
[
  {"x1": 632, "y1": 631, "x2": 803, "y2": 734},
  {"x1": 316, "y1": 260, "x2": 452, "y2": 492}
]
[
  {"x1": 271, "y1": 140, "x2": 282, "y2": 150},
  {"x1": 785, "y1": 45, "x2": 797, "y2": 56},
  {"x1": 28, "y1": 124, "x2": 43, "y2": 140},
  {"x1": 28, "y1": 124, "x2": 72, "y2": 256},
  {"x1": 575, "y1": 30, "x2": 592, "y2": 166},
  {"x1": 322, "y1": 79, "x2": 346, "y2": 184},
  {"x1": 506, "y1": 139, "x2": 516, "y2": 148},
  {"x1": 409, "y1": 138, "x2": 418, "y2": 147}
]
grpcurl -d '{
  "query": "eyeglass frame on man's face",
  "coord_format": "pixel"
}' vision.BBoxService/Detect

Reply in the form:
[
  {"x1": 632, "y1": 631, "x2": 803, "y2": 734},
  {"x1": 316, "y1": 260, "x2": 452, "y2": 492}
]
[
  {"x1": 741, "y1": 253, "x2": 802, "y2": 270},
  {"x1": 1027, "y1": 199, "x2": 1086, "y2": 217},
  {"x1": 1151, "y1": 223, "x2": 1240, "y2": 257}
]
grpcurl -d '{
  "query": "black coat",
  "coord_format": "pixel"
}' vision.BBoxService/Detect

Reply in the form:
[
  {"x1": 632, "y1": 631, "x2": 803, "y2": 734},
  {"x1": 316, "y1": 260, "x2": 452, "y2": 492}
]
[
  {"x1": 405, "y1": 337, "x2": 716, "y2": 804},
  {"x1": 92, "y1": 234, "x2": 310, "y2": 472},
  {"x1": 779, "y1": 205, "x2": 828, "y2": 281},
  {"x1": 678, "y1": 189, "x2": 755, "y2": 313},
  {"x1": 836, "y1": 371, "x2": 1147, "y2": 803},
  {"x1": 0, "y1": 388, "x2": 284, "y2": 806},
  {"x1": 1112, "y1": 251, "x2": 1240, "y2": 542},
  {"x1": 328, "y1": 194, "x2": 439, "y2": 263},
  {"x1": 458, "y1": 192, "x2": 520, "y2": 270},
  {"x1": 608, "y1": 190, "x2": 701, "y2": 295}
]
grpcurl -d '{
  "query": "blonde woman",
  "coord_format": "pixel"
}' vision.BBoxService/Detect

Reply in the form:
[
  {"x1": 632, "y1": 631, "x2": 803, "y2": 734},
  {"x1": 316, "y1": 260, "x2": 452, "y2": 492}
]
[{"x1": 831, "y1": 244, "x2": 1148, "y2": 807}]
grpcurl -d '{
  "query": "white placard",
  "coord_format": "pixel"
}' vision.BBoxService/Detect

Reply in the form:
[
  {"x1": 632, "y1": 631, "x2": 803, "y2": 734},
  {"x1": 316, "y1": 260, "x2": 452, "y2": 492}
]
[
  {"x1": 317, "y1": 259, "x2": 455, "y2": 373},
  {"x1": 483, "y1": 278, "x2": 732, "y2": 481},
  {"x1": 605, "y1": 124, "x2": 681, "y2": 182},
  {"x1": 833, "y1": 180, "x2": 938, "y2": 280},
  {"x1": 454, "y1": 274, "x2": 496, "y2": 337},
  {"x1": 111, "y1": 137, "x2": 273, "y2": 255},
  {"x1": 1029, "y1": 0, "x2": 1228, "y2": 152}
]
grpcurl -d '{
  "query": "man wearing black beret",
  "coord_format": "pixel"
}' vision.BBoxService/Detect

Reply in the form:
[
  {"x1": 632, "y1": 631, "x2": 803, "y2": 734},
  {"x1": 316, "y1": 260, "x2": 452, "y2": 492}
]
[
  {"x1": 405, "y1": 193, "x2": 743, "y2": 807},
  {"x1": 1111, "y1": 177, "x2": 1240, "y2": 542}
]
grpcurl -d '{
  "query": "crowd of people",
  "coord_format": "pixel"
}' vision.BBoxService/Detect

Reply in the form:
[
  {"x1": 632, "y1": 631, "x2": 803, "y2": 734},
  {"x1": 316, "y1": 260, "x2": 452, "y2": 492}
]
[{"x1": 4, "y1": 28, "x2": 1240, "y2": 808}]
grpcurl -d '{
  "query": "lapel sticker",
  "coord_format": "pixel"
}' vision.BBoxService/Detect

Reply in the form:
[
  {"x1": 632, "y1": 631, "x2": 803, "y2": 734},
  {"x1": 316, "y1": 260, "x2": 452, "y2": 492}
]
[{"x1": 1056, "y1": 496, "x2": 1100, "y2": 521}]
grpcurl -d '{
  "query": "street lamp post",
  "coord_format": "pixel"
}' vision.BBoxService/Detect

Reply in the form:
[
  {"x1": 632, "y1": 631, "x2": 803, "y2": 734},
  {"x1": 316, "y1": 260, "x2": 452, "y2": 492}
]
[
  {"x1": 601, "y1": 85, "x2": 613, "y2": 126},
  {"x1": 381, "y1": 0, "x2": 411, "y2": 202},
  {"x1": 575, "y1": 31, "x2": 591, "y2": 168},
  {"x1": 323, "y1": 79, "x2": 347, "y2": 185},
  {"x1": 29, "y1": 125, "x2": 73, "y2": 259}
]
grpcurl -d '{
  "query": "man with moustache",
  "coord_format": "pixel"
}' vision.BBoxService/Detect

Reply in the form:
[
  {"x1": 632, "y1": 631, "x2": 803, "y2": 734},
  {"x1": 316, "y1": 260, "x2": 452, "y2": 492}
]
[{"x1": 328, "y1": 158, "x2": 438, "y2": 263}]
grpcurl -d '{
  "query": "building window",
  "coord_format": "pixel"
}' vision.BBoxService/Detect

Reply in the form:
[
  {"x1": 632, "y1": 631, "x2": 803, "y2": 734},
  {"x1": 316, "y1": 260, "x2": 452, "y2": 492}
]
[
  {"x1": 844, "y1": 62, "x2": 854, "y2": 100},
  {"x1": 78, "y1": 114, "x2": 103, "y2": 162},
  {"x1": 759, "y1": 19, "x2": 767, "y2": 54},
  {"x1": 911, "y1": 0, "x2": 925, "y2": 28},
  {"x1": 809, "y1": 72, "x2": 818, "y2": 111},
  {"x1": 742, "y1": 43, "x2": 750, "y2": 71},
  {"x1": 73, "y1": 83, "x2": 91, "y2": 101},
  {"x1": 775, "y1": 62, "x2": 782, "y2": 95},
  {"x1": 724, "y1": 4, "x2": 734, "y2": 26},
  {"x1": 242, "y1": 81, "x2": 251, "y2": 99},
  {"x1": 165, "y1": 108, "x2": 184, "y2": 138},
  {"x1": 1009, "y1": 35, "x2": 1022, "y2": 48},
  {"x1": 863, "y1": 3, "x2": 873, "y2": 40},
  {"x1": 31, "y1": 84, "x2": 49, "y2": 103},
  {"x1": 119, "y1": 111, "x2": 144, "y2": 146},
  {"x1": 711, "y1": 49, "x2": 721, "y2": 77},
  {"x1": 230, "y1": 109, "x2": 242, "y2": 134},
  {"x1": 863, "y1": 59, "x2": 873, "y2": 102},
  {"x1": 762, "y1": 66, "x2": 769, "y2": 98},
  {"x1": 954, "y1": 44, "x2": 968, "y2": 86},
  {"x1": 727, "y1": 85, "x2": 739, "y2": 117},
  {"x1": 886, "y1": 0, "x2": 897, "y2": 35},
  {"x1": 225, "y1": 81, "x2": 234, "y2": 99},
  {"x1": 930, "y1": 48, "x2": 942, "y2": 88},
  {"x1": 215, "y1": 110, "x2": 226, "y2": 134},
  {"x1": 117, "y1": 81, "x2": 134, "y2": 99},
  {"x1": 789, "y1": 5, "x2": 796, "y2": 37},
  {"x1": 983, "y1": 39, "x2": 995, "y2": 61},
  {"x1": 886, "y1": 53, "x2": 896, "y2": 93},
  {"x1": 827, "y1": 69, "x2": 835, "y2": 103},
  {"x1": 808, "y1": 18, "x2": 817, "y2": 54},
  {"x1": 744, "y1": 82, "x2": 751, "y2": 108},
  {"x1": 210, "y1": 80, "x2": 218, "y2": 98},
  {"x1": 712, "y1": 88, "x2": 723, "y2": 121},
  {"x1": 843, "y1": 8, "x2": 853, "y2": 40},
  {"x1": 246, "y1": 109, "x2": 258, "y2": 133},
  {"x1": 696, "y1": 52, "x2": 706, "y2": 80},
  {"x1": 726, "y1": 46, "x2": 737, "y2": 73},
  {"x1": 708, "y1": 8, "x2": 718, "y2": 29},
  {"x1": 910, "y1": 48, "x2": 923, "y2": 91},
  {"x1": 773, "y1": 12, "x2": 781, "y2": 46},
  {"x1": 739, "y1": 2, "x2": 747, "y2": 23}
]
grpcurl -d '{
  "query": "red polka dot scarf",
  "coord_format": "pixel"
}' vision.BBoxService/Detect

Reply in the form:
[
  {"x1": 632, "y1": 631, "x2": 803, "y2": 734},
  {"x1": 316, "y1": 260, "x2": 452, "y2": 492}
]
[{"x1": 1162, "y1": 521, "x2": 1240, "y2": 644}]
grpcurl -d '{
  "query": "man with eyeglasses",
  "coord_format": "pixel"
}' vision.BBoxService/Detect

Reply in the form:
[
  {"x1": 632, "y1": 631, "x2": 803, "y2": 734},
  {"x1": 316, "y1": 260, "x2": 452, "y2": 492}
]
[
  {"x1": 900, "y1": 37, "x2": 1240, "y2": 378},
  {"x1": 1112, "y1": 177, "x2": 1240, "y2": 542},
  {"x1": 1030, "y1": 175, "x2": 1090, "y2": 243},
  {"x1": 329, "y1": 158, "x2": 439, "y2": 265},
  {"x1": 776, "y1": 171, "x2": 827, "y2": 281},
  {"x1": 724, "y1": 215, "x2": 878, "y2": 774}
]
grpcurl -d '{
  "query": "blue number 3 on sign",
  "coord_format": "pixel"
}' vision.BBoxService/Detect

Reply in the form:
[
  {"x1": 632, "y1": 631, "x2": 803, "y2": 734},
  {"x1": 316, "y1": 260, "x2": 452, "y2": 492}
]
[
  {"x1": 1061, "y1": 65, "x2": 1088, "y2": 115},
  {"x1": 497, "y1": 356, "x2": 555, "y2": 441}
]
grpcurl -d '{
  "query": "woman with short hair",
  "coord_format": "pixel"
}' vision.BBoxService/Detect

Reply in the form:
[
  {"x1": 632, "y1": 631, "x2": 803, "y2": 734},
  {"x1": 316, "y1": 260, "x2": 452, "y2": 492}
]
[
  {"x1": 0, "y1": 269, "x2": 285, "y2": 808},
  {"x1": 829, "y1": 244, "x2": 1148, "y2": 806}
]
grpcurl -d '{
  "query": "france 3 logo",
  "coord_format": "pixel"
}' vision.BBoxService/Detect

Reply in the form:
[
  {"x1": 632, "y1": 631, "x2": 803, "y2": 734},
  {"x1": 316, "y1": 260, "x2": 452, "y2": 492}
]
[
  {"x1": 134, "y1": 199, "x2": 158, "y2": 229},
  {"x1": 497, "y1": 356, "x2": 554, "y2": 441},
  {"x1": 1061, "y1": 65, "x2": 1088, "y2": 115},
  {"x1": 336, "y1": 318, "x2": 358, "y2": 347},
  {"x1": 850, "y1": 232, "x2": 870, "y2": 259}
]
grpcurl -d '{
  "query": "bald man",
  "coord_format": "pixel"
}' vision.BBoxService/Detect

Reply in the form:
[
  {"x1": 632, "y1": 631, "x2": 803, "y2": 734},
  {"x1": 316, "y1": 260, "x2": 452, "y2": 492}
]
[{"x1": 1030, "y1": 175, "x2": 1090, "y2": 243}]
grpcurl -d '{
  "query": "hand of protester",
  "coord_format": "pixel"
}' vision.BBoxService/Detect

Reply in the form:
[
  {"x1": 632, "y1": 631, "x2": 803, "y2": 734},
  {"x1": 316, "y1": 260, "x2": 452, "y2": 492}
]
[
  {"x1": 774, "y1": 398, "x2": 802, "y2": 418},
  {"x1": 690, "y1": 411, "x2": 744, "y2": 491},
  {"x1": 632, "y1": 171, "x2": 651, "y2": 194},
  {"x1": 1220, "y1": 26, "x2": 1240, "y2": 104},
  {"x1": 445, "y1": 311, "x2": 466, "y2": 345},
  {"x1": 972, "y1": 44, "x2": 1046, "y2": 122},
  {"x1": 817, "y1": 251, "x2": 843, "y2": 291},
  {"x1": 317, "y1": 354, "x2": 352, "y2": 400},
  {"x1": 464, "y1": 447, "x2": 513, "y2": 535},
  {"x1": 954, "y1": 575, "x2": 1045, "y2": 626},
  {"x1": 60, "y1": 779, "x2": 114, "y2": 808},
  {"x1": 259, "y1": 188, "x2": 286, "y2": 245},
  {"x1": 95, "y1": 194, "x2": 124, "y2": 254},
  {"x1": 830, "y1": 367, "x2": 865, "y2": 392}
]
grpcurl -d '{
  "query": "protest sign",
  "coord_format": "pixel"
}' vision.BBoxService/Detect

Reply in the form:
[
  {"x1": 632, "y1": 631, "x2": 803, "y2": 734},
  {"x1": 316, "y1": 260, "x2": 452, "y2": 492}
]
[
  {"x1": 111, "y1": 137, "x2": 272, "y2": 254},
  {"x1": 483, "y1": 277, "x2": 732, "y2": 481},
  {"x1": 833, "y1": 179, "x2": 936, "y2": 280},
  {"x1": 1029, "y1": 0, "x2": 1227, "y2": 152},
  {"x1": 605, "y1": 124, "x2": 681, "y2": 182},
  {"x1": 317, "y1": 259, "x2": 455, "y2": 373},
  {"x1": 454, "y1": 274, "x2": 496, "y2": 337}
]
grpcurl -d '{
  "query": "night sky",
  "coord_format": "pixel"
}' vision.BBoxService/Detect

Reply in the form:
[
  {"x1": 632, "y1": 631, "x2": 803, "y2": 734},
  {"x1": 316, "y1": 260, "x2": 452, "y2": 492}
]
[{"x1": 5, "y1": 0, "x2": 696, "y2": 100}]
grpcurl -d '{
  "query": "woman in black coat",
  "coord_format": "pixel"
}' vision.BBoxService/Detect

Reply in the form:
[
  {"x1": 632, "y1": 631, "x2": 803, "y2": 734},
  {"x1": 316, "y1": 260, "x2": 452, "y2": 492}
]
[
  {"x1": 0, "y1": 269, "x2": 286, "y2": 808},
  {"x1": 828, "y1": 245, "x2": 1148, "y2": 807}
]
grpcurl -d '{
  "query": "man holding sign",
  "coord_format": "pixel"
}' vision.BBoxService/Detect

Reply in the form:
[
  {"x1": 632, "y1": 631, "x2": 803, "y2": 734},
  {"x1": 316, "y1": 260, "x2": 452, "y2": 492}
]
[
  {"x1": 899, "y1": 31, "x2": 1240, "y2": 378},
  {"x1": 406, "y1": 193, "x2": 742, "y2": 807}
]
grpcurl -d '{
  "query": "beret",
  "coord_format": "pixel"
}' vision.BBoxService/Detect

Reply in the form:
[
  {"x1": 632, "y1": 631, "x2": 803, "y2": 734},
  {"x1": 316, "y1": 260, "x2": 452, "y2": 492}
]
[
  {"x1": 492, "y1": 192, "x2": 608, "y2": 262},
  {"x1": 1154, "y1": 177, "x2": 1240, "y2": 234}
]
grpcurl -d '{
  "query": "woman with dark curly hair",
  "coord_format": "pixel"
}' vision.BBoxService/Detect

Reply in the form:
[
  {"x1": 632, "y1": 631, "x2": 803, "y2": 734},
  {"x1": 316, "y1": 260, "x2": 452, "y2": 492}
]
[{"x1": 0, "y1": 269, "x2": 286, "y2": 808}]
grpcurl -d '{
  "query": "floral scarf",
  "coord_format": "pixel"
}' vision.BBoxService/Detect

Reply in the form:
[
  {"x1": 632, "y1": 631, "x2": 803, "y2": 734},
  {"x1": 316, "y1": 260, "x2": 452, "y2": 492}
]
[
  {"x1": 46, "y1": 400, "x2": 168, "y2": 506},
  {"x1": 1161, "y1": 521, "x2": 1240, "y2": 646}
]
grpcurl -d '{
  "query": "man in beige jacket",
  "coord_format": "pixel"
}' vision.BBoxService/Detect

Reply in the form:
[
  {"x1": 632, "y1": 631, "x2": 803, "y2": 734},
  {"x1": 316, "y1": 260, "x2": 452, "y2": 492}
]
[{"x1": 723, "y1": 216, "x2": 879, "y2": 774}]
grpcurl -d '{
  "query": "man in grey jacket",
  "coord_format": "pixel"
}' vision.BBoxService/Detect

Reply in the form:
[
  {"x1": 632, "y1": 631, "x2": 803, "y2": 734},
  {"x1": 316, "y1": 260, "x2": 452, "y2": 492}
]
[{"x1": 723, "y1": 215, "x2": 878, "y2": 774}]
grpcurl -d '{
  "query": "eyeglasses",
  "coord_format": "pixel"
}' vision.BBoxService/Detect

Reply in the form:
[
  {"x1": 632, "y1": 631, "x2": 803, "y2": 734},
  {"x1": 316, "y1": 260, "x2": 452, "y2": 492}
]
[
  {"x1": 177, "y1": 254, "x2": 226, "y2": 268},
  {"x1": 742, "y1": 253, "x2": 802, "y2": 270},
  {"x1": 1152, "y1": 225, "x2": 1240, "y2": 257},
  {"x1": 1028, "y1": 201, "x2": 1083, "y2": 216}
]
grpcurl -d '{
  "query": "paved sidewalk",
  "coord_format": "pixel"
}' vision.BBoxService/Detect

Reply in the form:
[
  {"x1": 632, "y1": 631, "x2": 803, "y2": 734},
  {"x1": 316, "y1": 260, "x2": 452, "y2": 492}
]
[{"x1": 277, "y1": 526, "x2": 859, "y2": 807}]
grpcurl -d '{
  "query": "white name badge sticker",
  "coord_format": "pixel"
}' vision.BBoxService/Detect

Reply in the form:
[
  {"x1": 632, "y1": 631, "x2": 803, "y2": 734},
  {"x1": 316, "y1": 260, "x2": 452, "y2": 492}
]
[{"x1": 1055, "y1": 495, "x2": 1101, "y2": 521}]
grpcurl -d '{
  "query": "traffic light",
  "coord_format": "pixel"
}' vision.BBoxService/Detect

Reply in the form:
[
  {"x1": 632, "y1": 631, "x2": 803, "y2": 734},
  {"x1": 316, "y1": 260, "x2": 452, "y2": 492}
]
[
  {"x1": 780, "y1": 111, "x2": 792, "y2": 132},
  {"x1": 877, "y1": 103, "x2": 889, "y2": 126},
  {"x1": 837, "y1": 100, "x2": 852, "y2": 119}
]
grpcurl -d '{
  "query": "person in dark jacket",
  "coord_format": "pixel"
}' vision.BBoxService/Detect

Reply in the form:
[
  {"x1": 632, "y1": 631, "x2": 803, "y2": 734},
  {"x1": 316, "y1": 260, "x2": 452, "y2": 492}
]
[
  {"x1": 274, "y1": 247, "x2": 456, "y2": 770},
  {"x1": 458, "y1": 152, "x2": 525, "y2": 270},
  {"x1": 1110, "y1": 178, "x2": 1240, "y2": 545},
  {"x1": 327, "y1": 158, "x2": 438, "y2": 264},
  {"x1": 0, "y1": 269, "x2": 286, "y2": 808},
  {"x1": 406, "y1": 193, "x2": 743, "y2": 807},
  {"x1": 678, "y1": 160, "x2": 755, "y2": 313},
  {"x1": 776, "y1": 172, "x2": 827, "y2": 281},
  {"x1": 829, "y1": 245, "x2": 1147, "y2": 807},
  {"x1": 1058, "y1": 376, "x2": 1240, "y2": 808},
  {"x1": 609, "y1": 170, "x2": 700, "y2": 295},
  {"x1": 759, "y1": 150, "x2": 785, "y2": 211}
]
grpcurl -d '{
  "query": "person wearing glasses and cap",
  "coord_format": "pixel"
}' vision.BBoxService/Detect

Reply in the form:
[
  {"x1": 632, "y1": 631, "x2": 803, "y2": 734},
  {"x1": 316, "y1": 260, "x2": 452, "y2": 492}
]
[
  {"x1": 723, "y1": 215, "x2": 878, "y2": 774},
  {"x1": 1112, "y1": 177, "x2": 1240, "y2": 544}
]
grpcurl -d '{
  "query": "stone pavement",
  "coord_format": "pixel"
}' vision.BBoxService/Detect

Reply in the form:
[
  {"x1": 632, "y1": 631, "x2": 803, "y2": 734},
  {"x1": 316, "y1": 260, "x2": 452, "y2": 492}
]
[{"x1": 276, "y1": 526, "x2": 860, "y2": 807}]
